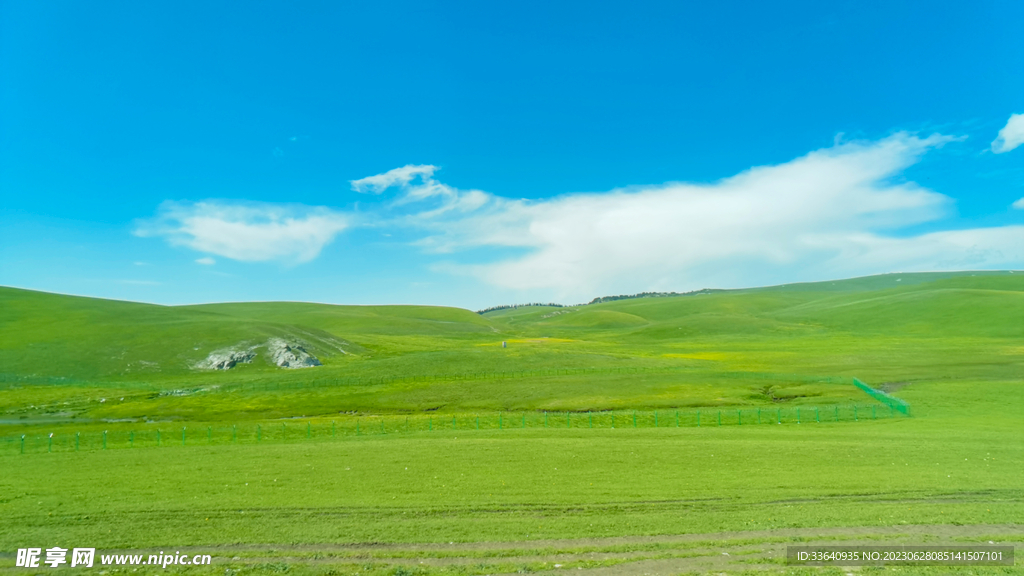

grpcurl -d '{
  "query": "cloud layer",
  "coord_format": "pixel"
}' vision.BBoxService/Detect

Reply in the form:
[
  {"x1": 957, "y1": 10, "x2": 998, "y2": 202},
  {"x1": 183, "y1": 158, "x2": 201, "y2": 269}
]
[
  {"x1": 350, "y1": 165, "x2": 440, "y2": 195},
  {"x1": 138, "y1": 131, "x2": 1023, "y2": 300},
  {"x1": 372, "y1": 132, "x2": 1021, "y2": 299},
  {"x1": 135, "y1": 202, "x2": 348, "y2": 263},
  {"x1": 991, "y1": 113, "x2": 1024, "y2": 154}
]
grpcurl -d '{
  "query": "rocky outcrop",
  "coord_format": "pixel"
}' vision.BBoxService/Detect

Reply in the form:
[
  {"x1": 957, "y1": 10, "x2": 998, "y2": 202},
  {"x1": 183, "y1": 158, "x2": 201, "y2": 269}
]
[
  {"x1": 193, "y1": 338, "x2": 322, "y2": 370},
  {"x1": 193, "y1": 346, "x2": 258, "y2": 370},
  {"x1": 267, "y1": 338, "x2": 322, "y2": 368}
]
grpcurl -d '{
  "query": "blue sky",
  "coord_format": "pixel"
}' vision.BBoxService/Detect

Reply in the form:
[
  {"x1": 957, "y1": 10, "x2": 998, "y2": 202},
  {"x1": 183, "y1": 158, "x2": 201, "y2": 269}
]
[{"x1": 2, "y1": 1, "x2": 1022, "y2": 309}]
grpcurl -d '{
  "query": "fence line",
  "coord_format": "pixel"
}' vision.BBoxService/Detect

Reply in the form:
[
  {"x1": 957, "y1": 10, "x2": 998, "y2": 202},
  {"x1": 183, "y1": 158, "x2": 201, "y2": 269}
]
[
  {"x1": 3, "y1": 369, "x2": 853, "y2": 418},
  {"x1": 2, "y1": 402, "x2": 909, "y2": 456},
  {"x1": 0, "y1": 367, "x2": 848, "y2": 395},
  {"x1": 215, "y1": 367, "x2": 847, "y2": 395},
  {"x1": 852, "y1": 378, "x2": 910, "y2": 415}
]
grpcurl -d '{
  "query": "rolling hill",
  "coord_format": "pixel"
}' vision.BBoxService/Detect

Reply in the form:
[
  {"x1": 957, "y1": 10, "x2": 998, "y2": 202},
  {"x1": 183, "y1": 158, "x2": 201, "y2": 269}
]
[{"x1": 1, "y1": 270, "x2": 1020, "y2": 417}]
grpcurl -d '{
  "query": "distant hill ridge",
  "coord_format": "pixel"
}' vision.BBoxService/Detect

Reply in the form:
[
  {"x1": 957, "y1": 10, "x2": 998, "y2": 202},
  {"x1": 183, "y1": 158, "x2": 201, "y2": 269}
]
[
  {"x1": 476, "y1": 288, "x2": 721, "y2": 314},
  {"x1": 0, "y1": 270, "x2": 1020, "y2": 383},
  {"x1": 476, "y1": 302, "x2": 566, "y2": 314},
  {"x1": 586, "y1": 288, "x2": 721, "y2": 305}
]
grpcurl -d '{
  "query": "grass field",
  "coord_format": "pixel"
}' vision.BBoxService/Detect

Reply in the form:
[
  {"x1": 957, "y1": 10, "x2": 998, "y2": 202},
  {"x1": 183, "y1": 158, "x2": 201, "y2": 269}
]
[{"x1": 1, "y1": 271, "x2": 1022, "y2": 574}]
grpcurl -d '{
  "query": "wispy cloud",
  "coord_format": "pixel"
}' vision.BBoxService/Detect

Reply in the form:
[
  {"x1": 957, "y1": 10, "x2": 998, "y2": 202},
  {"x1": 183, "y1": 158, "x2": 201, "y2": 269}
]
[
  {"x1": 195, "y1": 257, "x2": 216, "y2": 265},
  {"x1": 1013, "y1": 197, "x2": 1024, "y2": 210},
  {"x1": 138, "y1": 130, "x2": 1023, "y2": 297},
  {"x1": 135, "y1": 202, "x2": 349, "y2": 263},
  {"x1": 350, "y1": 165, "x2": 440, "y2": 194},
  {"x1": 991, "y1": 113, "x2": 1024, "y2": 153},
  {"x1": 365, "y1": 132, "x2": 1021, "y2": 300}
]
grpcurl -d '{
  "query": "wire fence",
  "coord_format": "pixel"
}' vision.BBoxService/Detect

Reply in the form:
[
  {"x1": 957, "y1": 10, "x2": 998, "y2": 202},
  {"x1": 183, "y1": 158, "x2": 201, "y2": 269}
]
[
  {"x1": 216, "y1": 368, "x2": 848, "y2": 393},
  {"x1": 853, "y1": 378, "x2": 910, "y2": 415},
  {"x1": 1, "y1": 368, "x2": 852, "y2": 415},
  {"x1": 1, "y1": 402, "x2": 908, "y2": 456},
  {"x1": 0, "y1": 367, "x2": 849, "y2": 394}
]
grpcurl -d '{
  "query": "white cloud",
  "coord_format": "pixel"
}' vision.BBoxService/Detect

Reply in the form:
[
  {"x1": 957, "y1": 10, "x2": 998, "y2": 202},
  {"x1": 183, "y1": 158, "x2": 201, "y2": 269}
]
[
  {"x1": 1013, "y1": 197, "x2": 1024, "y2": 210},
  {"x1": 388, "y1": 132, "x2": 1023, "y2": 300},
  {"x1": 349, "y1": 164, "x2": 469, "y2": 210},
  {"x1": 195, "y1": 257, "x2": 216, "y2": 265},
  {"x1": 135, "y1": 202, "x2": 348, "y2": 263},
  {"x1": 137, "y1": 130, "x2": 1023, "y2": 297},
  {"x1": 350, "y1": 165, "x2": 439, "y2": 194},
  {"x1": 991, "y1": 113, "x2": 1024, "y2": 153}
]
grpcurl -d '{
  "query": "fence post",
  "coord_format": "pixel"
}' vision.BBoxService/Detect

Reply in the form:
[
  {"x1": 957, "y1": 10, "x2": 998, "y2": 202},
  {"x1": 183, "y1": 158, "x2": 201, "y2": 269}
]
[
  {"x1": 544, "y1": 412, "x2": 548, "y2": 427},
  {"x1": 589, "y1": 412, "x2": 593, "y2": 428},
  {"x1": 777, "y1": 408, "x2": 781, "y2": 424},
  {"x1": 611, "y1": 413, "x2": 615, "y2": 428},
  {"x1": 675, "y1": 411, "x2": 679, "y2": 427},
  {"x1": 633, "y1": 412, "x2": 636, "y2": 428},
  {"x1": 48, "y1": 433, "x2": 53, "y2": 453},
  {"x1": 102, "y1": 431, "x2": 107, "y2": 450},
  {"x1": 567, "y1": 412, "x2": 571, "y2": 428},
  {"x1": 757, "y1": 408, "x2": 761, "y2": 424},
  {"x1": 655, "y1": 411, "x2": 658, "y2": 427},
  {"x1": 854, "y1": 406, "x2": 858, "y2": 421},
  {"x1": 737, "y1": 410, "x2": 741, "y2": 425},
  {"x1": 797, "y1": 408, "x2": 801, "y2": 424},
  {"x1": 232, "y1": 425, "x2": 237, "y2": 442},
  {"x1": 208, "y1": 427, "x2": 212, "y2": 442},
  {"x1": 835, "y1": 406, "x2": 839, "y2": 421},
  {"x1": 816, "y1": 407, "x2": 820, "y2": 423},
  {"x1": 332, "y1": 421, "x2": 336, "y2": 437},
  {"x1": 476, "y1": 416, "x2": 479, "y2": 430},
  {"x1": 130, "y1": 431, "x2": 134, "y2": 448},
  {"x1": 697, "y1": 411, "x2": 700, "y2": 427},
  {"x1": 282, "y1": 423, "x2": 286, "y2": 439},
  {"x1": 308, "y1": 422, "x2": 312, "y2": 438},
  {"x1": 76, "y1": 432, "x2": 80, "y2": 451},
  {"x1": 357, "y1": 420, "x2": 361, "y2": 435},
  {"x1": 21, "y1": 435, "x2": 25, "y2": 454}
]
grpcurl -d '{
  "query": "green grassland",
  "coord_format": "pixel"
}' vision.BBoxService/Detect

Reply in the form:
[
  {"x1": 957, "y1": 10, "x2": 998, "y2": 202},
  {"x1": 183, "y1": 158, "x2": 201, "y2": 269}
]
[
  {"x1": 1, "y1": 379, "x2": 1021, "y2": 575},
  {"x1": 1, "y1": 271, "x2": 1022, "y2": 575},
  {"x1": 1, "y1": 271, "x2": 1021, "y2": 422}
]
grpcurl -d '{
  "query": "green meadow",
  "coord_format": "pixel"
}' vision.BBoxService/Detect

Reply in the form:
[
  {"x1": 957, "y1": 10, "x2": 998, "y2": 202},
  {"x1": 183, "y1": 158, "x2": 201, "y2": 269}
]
[{"x1": 1, "y1": 271, "x2": 1022, "y2": 574}]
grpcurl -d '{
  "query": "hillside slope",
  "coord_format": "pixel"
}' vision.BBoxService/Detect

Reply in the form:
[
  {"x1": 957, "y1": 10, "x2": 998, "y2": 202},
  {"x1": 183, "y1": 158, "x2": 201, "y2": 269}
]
[{"x1": 1, "y1": 271, "x2": 1020, "y2": 389}]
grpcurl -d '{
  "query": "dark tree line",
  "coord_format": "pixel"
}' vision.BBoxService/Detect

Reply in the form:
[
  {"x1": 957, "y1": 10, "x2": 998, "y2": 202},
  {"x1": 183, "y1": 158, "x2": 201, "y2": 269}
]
[
  {"x1": 477, "y1": 288, "x2": 721, "y2": 314},
  {"x1": 476, "y1": 302, "x2": 565, "y2": 314}
]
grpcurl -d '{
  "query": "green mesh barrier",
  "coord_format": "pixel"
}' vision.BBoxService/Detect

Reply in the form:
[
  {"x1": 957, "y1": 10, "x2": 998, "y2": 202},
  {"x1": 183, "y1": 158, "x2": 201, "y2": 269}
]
[{"x1": 853, "y1": 378, "x2": 910, "y2": 415}]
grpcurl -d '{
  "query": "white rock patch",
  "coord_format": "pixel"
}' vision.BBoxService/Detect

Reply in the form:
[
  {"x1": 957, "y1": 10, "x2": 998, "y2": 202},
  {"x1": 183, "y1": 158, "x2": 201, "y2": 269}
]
[
  {"x1": 193, "y1": 345, "x2": 259, "y2": 370},
  {"x1": 194, "y1": 338, "x2": 323, "y2": 370},
  {"x1": 266, "y1": 338, "x2": 322, "y2": 369}
]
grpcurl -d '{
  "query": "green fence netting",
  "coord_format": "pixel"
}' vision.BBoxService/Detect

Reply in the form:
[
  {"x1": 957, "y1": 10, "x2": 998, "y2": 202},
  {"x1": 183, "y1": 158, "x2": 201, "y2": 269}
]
[{"x1": 853, "y1": 378, "x2": 910, "y2": 415}]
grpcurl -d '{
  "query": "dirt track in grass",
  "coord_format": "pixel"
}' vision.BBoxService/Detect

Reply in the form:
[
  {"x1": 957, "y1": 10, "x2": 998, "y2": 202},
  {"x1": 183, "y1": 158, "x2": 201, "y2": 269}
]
[{"x1": 133, "y1": 524, "x2": 1022, "y2": 575}]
